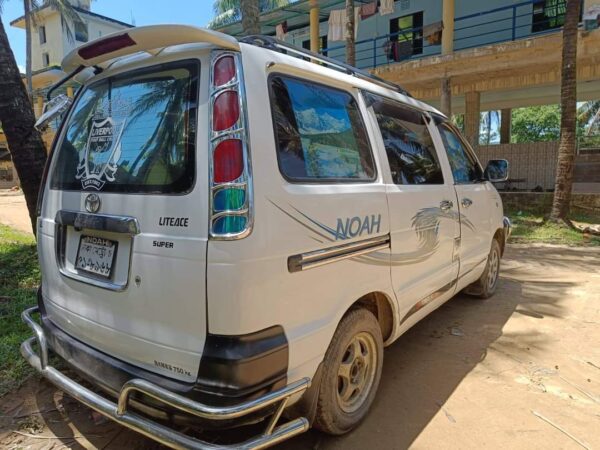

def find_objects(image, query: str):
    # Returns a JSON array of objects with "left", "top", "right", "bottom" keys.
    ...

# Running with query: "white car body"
[{"left": 23, "top": 25, "right": 510, "bottom": 449}]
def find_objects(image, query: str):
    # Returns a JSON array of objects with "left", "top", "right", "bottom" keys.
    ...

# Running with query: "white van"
[{"left": 22, "top": 25, "right": 511, "bottom": 449}]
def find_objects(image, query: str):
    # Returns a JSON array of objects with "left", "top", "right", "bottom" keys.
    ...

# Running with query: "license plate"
[{"left": 75, "top": 235, "right": 118, "bottom": 278}]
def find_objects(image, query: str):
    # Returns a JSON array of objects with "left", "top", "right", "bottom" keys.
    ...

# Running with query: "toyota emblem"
[{"left": 85, "top": 193, "right": 101, "bottom": 213}]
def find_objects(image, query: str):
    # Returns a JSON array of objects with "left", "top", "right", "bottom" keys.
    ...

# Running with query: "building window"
[
  {"left": 388, "top": 11, "right": 423, "bottom": 61},
  {"left": 302, "top": 36, "right": 328, "bottom": 56},
  {"left": 75, "top": 21, "right": 88, "bottom": 42},
  {"left": 532, "top": 0, "right": 567, "bottom": 32},
  {"left": 38, "top": 26, "right": 46, "bottom": 44},
  {"left": 42, "top": 52, "right": 50, "bottom": 67}
]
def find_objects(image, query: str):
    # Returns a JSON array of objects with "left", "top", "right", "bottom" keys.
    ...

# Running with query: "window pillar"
[
  {"left": 442, "top": 0, "right": 455, "bottom": 55},
  {"left": 464, "top": 91, "right": 480, "bottom": 147},
  {"left": 310, "top": 0, "right": 320, "bottom": 53}
]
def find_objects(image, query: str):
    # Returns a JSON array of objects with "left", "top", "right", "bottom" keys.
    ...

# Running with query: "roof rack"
[{"left": 239, "top": 35, "right": 411, "bottom": 97}]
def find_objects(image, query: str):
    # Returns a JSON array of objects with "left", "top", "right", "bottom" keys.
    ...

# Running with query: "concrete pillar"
[
  {"left": 440, "top": 77, "right": 452, "bottom": 117},
  {"left": 442, "top": 0, "right": 455, "bottom": 55},
  {"left": 310, "top": 0, "right": 320, "bottom": 53},
  {"left": 464, "top": 91, "right": 480, "bottom": 147},
  {"left": 500, "top": 108, "right": 512, "bottom": 144},
  {"left": 66, "top": 86, "right": 74, "bottom": 98}
]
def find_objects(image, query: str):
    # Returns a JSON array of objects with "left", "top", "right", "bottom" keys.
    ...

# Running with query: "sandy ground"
[
  {"left": 0, "top": 244, "right": 598, "bottom": 450},
  {"left": 0, "top": 191, "right": 33, "bottom": 234}
]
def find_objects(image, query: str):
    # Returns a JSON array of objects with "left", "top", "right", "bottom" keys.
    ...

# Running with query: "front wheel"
[
  {"left": 466, "top": 239, "right": 501, "bottom": 299},
  {"left": 314, "top": 308, "right": 383, "bottom": 435}
]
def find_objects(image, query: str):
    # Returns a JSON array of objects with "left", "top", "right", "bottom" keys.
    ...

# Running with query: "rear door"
[
  {"left": 435, "top": 122, "right": 493, "bottom": 279},
  {"left": 37, "top": 58, "right": 209, "bottom": 382},
  {"left": 364, "top": 93, "right": 460, "bottom": 327}
]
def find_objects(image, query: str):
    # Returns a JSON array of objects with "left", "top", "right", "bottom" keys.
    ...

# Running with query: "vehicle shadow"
[{"left": 0, "top": 246, "right": 581, "bottom": 449}]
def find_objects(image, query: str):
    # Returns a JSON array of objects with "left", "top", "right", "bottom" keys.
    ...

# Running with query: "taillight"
[
  {"left": 209, "top": 51, "right": 252, "bottom": 239},
  {"left": 213, "top": 139, "right": 243, "bottom": 183},
  {"left": 212, "top": 91, "right": 239, "bottom": 131},
  {"left": 78, "top": 33, "right": 136, "bottom": 60},
  {"left": 213, "top": 55, "right": 236, "bottom": 86}
]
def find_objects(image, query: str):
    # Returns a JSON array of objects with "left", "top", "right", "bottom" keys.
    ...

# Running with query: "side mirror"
[
  {"left": 35, "top": 94, "right": 72, "bottom": 131},
  {"left": 484, "top": 159, "right": 509, "bottom": 182}
]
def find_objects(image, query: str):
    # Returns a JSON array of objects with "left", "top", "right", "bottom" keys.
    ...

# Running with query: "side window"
[
  {"left": 437, "top": 124, "right": 483, "bottom": 184},
  {"left": 269, "top": 75, "right": 376, "bottom": 182},
  {"left": 369, "top": 94, "right": 443, "bottom": 185}
]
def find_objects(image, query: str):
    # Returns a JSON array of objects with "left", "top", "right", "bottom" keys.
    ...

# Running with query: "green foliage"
[
  {"left": 209, "top": 0, "right": 289, "bottom": 28},
  {"left": 510, "top": 105, "right": 561, "bottom": 143},
  {"left": 0, "top": 224, "right": 39, "bottom": 397}
]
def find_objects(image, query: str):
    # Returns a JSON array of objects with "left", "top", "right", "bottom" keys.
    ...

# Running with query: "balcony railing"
[{"left": 320, "top": 0, "right": 568, "bottom": 70}]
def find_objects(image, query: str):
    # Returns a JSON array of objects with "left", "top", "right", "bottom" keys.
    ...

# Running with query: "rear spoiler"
[{"left": 62, "top": 25, "right": 240, "bottom": 73}]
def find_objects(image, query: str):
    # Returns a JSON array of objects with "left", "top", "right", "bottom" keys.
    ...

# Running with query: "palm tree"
[
  {"left": 0, "top": 12, "right": 46, "bottom": 234},
  {"left": 209, "top": 0, "right": 288, "bottom": 30},
  {"left": 550, "top": 0, "right": 581, "bottom": 222},
  {"left": 240, "top": 0, "right": 260, "bottom": 35},
  {"left": 577, "top": 100, "right": 600, "bottom": 135},
  {"left": 346, "top": 0, "right": 355, "bottom": 66},
  {"left": 24, "top": 0, "right": 32, "bottom": 94}
]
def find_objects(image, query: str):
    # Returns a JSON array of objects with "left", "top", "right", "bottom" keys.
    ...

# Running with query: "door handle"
[
  {"left": 461, "top": 198, "right": 473, "bottom": 208},
  {"left": 440, "top": 200, "right": 453, "bottom": 211}
]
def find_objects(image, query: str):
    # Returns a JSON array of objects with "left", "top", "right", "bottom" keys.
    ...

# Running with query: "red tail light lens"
[
  {"left": 213, "top": 91, "right": 239, "bottom": 131},
  {"left": 78, "top": 33, "right": 136, "bottom": 60},
  {"left": 213, "top": 55, "right": 236, "bottom": 87},
  {"left": 214, "top": 139, "right": 244, "bottom": 183}
]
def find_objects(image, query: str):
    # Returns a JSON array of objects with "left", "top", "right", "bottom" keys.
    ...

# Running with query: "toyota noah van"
[{"left": 22, "top": 25, "right": 511, "bottom": 449}]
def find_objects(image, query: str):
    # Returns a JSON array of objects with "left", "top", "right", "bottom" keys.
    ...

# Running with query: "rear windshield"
[{"left": 51, "top": 60, "right": 198, "bottom": 193}]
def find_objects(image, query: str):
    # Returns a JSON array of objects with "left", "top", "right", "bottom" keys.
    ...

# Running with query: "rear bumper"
[{"left": 21, "top": 306, "right": 310, "bottom": 449}]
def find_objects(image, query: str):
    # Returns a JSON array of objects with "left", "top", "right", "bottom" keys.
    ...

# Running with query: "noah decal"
[{"left": 76, "top": 116, "right": 126, "bottom": 190}]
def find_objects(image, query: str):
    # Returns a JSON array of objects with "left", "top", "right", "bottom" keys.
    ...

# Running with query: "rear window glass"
[
  {"left": 51, "top": 60, "right": 198, "bottom": 193},
  {"left": 269, "top": 75, "right": 375, "bottom": 182}
]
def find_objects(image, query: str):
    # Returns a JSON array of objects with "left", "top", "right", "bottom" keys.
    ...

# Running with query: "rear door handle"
[
  {"left": 461, "top": 198, "right": 473, "bottom": 208},
  {"left": 440, "top": 200, "right": 453, "bottom": 211}
]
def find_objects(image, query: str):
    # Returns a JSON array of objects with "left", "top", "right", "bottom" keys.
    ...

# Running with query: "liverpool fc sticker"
[{"left": 76, "top": 115, "right": 125, "bottom": 190}]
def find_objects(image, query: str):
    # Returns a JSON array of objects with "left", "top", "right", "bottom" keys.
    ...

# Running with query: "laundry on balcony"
[{"left": 423, "top": 21, "right": 443, "bottom": 45}]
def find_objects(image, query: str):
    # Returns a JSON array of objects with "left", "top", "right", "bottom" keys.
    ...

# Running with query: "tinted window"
[
  {"left": 437, "top": 124, "right": 482, "bottom": 184},
  {"left": 51, "top": 61, "right": 198, "bottom": 193},
  {"left": 369, "top": 94, "right": 443, "bottom": 185},
  {"left": 270, "top": 75, "right": 375, "bottom": 182}
]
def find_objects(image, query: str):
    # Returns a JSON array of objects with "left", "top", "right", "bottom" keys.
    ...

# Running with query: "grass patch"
[
  {"left": 506, "top": 210, "right": 600, "bottom": 246},
  {"left": 0, "top": 224, "right": 39, "bottom": 397}
]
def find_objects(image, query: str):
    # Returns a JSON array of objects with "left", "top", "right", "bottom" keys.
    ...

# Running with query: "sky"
[{"left": 1, "top": 0, "right": 216, "bottom": 70}]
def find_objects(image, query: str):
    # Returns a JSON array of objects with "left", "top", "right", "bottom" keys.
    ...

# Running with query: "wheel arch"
[
  {"left": 493, "top": 227, "right": 506, "bottom": 256},
  {"left": 347, "top": 291, "right": 396, "bottom": 343}
]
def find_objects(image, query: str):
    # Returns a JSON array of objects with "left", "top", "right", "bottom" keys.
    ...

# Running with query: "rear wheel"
[
  {"left": 466, "top": 239, "right": 501, "bottom": 299},
  {"left": 314, "top": 309, "right": 383, "bottom": 435}
]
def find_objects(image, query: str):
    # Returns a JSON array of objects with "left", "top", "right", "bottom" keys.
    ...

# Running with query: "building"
[
  {"left": 1, "top": 0, "right": 132, "bottom": 188},
  {"left": 216, "top": 0, "right": 600, "bottom": 193}
]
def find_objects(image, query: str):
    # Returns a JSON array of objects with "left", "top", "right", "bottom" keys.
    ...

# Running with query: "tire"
[
  {"left": 466, "top": 239, "right": 502, "bottom": 299},
  {"left": 314, "top": 308, "right": 384, "bottom": 435}
]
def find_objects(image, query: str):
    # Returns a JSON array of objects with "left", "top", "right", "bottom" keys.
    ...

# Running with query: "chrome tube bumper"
[
  {"left": 503, "top": 216, "right": 512, "bottom": 241},
  {"left": 20, "top": 306, "right": 310, "bottom": 449}
]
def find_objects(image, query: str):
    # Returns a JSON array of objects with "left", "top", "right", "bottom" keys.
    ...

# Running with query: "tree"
[
  {"left": 240, "top": 0, "right": 260, "bottom": 35},
  {"left": 209, "top": 0, "right": 288, "bottom": 29},
  {"left": 511, "top": 105, "right": 561, "bottom": 142},
  {"left": 24, "top": 0, "right": 31, "bottom": 94},
  {"left": 577, "top": 100, "right": 600, "bottom": 135},
  {"left": 0, "top": 14, "right": 46, "bottom": 234},
  {"left": 550, "top": 0, "right": 581, "bottom": 222},
  {"left": 345, "top": 0, "right": 355, "bottom": 66},
  {"left": 480, "top": 110, "right": 500, "bottom": 145}
]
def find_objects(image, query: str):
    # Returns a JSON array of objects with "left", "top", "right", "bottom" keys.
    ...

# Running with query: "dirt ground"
[
  {"left": 0, "top": 244, "right": 599, "bottom": 449},
  {"left": 0, "top": 191, "right": 33, "bottom": 234}
]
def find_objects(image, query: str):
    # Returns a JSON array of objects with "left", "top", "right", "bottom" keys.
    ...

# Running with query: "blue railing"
[{"left": 319, "top": 0, "right": 567, "bottom": 70}]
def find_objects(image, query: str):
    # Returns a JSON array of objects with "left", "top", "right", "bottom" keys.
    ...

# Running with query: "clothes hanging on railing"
[
  {"left": 328, "top": 8, "right": 361, "bottom": 41},
  {"left": 386, "top": 40, "right": 413, "bottom": 62},
  {"left": 360, "top": 1, "right": 378, "bottom": 20},
  {"left": 276, "top": 21, "right": 288, "bottom": 40},
  {"left": 423, "top": 21, "right": 443, "bottom": 45},
  {"left": 328, "top": 9, "right": 345, "bottom": 41},
  {"left": 379, "top": 0, "right": 395, "bottom": 16}
]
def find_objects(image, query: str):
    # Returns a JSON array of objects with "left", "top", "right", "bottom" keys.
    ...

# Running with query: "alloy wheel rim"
[
  {"left": 487, "top": 249, "right": 499, "bottom": 291},
  {"left": 336, "top": 331, "right": 378, "bottom": 413}
]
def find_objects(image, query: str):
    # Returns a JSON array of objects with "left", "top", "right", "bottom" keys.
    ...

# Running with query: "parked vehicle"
[{"left": 22, "top": 25, "right": 511, "bottom": 449}]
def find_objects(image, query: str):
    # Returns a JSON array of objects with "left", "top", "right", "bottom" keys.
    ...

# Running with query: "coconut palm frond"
[
  {"left": 208, "top": 8, "right": 239, "bottom": 29},
  {"left": 209, "top": 0, "right": 290, "bottom": 29}
]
